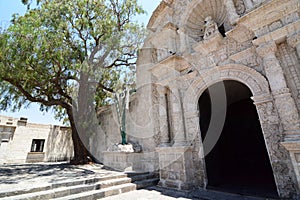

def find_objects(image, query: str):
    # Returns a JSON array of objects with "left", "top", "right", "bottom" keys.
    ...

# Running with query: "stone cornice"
[
  {"left": 239, "top": 0, "right": 298, "bottom": 32},
  {"left": 281, "top": 140, "right": 300, "bottom": 151},
  {"left": 149, "top": 55, "right": 190, "bottom": 76},
  {"left": 193, "top": 33, "right": 224, "bottom": 55},
  {"left": 229, "top": 47, "right": 255, "bottom": 63},
  {"left": 253, "top": 20, "right": 300, "bottom": 46},
  {"left": 147, "top": 1, "right": 173, "bottom": 32},
  {"left": 149, "top": 55, "right": 191, "bottom": 86},
  {"left": 256, "top": 41, "right": 277, "bottom": 57}
]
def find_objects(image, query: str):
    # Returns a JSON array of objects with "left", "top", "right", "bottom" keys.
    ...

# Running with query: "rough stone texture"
[
  {"left": 96, "top": 0, "right": 300, "bottom": 198},
  {"left": 103, "top": 151, "right": 158, "bottom": 172},
  {"left": 0, "top": 115, "right": 73, "bottom": 164}
]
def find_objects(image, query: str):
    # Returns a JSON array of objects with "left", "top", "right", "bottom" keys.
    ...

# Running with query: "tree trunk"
[{"left": 66, "top": 107, "right": 96, "bottom": 165}]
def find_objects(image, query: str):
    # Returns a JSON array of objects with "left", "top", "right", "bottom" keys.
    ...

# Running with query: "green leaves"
[{"left": 0, "top": 0, "right": 145, "bottom": 124}]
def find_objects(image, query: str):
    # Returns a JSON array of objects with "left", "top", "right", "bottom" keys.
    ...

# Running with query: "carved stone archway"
[{"left": 182, "top": 64, "right": 297, "bottom": 198}]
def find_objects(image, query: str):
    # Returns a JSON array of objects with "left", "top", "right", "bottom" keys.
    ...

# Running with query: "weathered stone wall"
[
  {"left": 90, "top": 107, "right": 120, "bottom": 163},
  {"left": 94, "top": 0, "right": 300, "bottom": 197},
  {"left": 94, "top": 97, "right": 159, "bottom": 171},
  {"left": 0, "top": 115, "right": 73, "bottom": 164},
  {"left": 134, "top": 0, "right": 300, "bottom": 198},
  {"left": 45, "top": 126, "right": 74, "bottom": 162}
]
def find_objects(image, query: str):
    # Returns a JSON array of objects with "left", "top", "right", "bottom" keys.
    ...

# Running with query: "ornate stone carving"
[
  {"left": 256, "top": 41, "right": 277, "bottom": 57},
  {"left": 233, "top": 0, "right": 246, "bottom": 16},
  {"left": 183, "top": 64, "right": 271, "bottom": 113},
  {"left": 203, "top": 16, "right": 219, "bottom": 40},
  {"left": 224, "top": 0, "right": 240, "bottom": 25},
  {"left": 287, "top": 32, "right": 300, "bottom": 59},
  {"left": 281, "top": 12, "right": 300, "bottom": 25},
  {"left": 180, "top": 63, "right": 298, "bottom": 198},
  {"left": 271, "top": 160, "right": 298, "bottom": 197},
  {"left": 255, "top": 101, "right": 279, "bottom": 124},
  {"left": 256, "top": 42, "right": 300, "bottom": 134},
  {"left": 274, "top": 94, "right": 300, "bottom": 131}
]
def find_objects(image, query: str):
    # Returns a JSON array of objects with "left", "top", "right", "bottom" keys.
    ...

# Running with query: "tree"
[{"left": 0, "top": 0, "right": 145, "bottom": 164}]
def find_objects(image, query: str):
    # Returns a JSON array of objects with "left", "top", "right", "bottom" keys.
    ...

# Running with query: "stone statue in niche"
[{"left": 203, "top": 16, "right": 219, "bottom": 39}]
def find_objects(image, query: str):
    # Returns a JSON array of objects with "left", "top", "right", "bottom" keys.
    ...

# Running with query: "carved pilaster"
[
  {"left": 287, "top": 32, "right": 300, "bottom": 59},
  {"left": 253, "top": 94, "right": 298, "bottom": 197},
  {"left": 178, "top": 28, "right": 188, "bottom": 54},
  {"left": 256, "top": 42, "right": 300, "bottom": 135},
  {"left": 157, "top": 86, "right": 170, "bottom": 147},
  {"left": 168, "top": 81, "right": 187, "bottom": 146},
  {"left": 224, "top": 0, "right": 240, "bottom": 25}
]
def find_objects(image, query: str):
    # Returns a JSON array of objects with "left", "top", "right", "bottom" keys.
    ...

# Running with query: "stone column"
[
  {"left": 257, "top": 42, "right": 300, "bottom": 195},
  {"left": 157, "top": 86, "right": 170, "bottom": 147},
  {"left": 287, "top": 32, "right": 300, "bottom": 59},
  {"left": 168, "top": 81, "right": 187, "bottom": 146},
  {"left": 253, "top": 94, "right": 298, "bottom": 197},
  {"left": 224, "top": 0, "right": 240, "bottom": 25},
  {"left": 178, "top": 28, "right": 188, "bottom": 53},
  {"left": 256, "top": 41, "right": 300, "bottom": 136},
  {"left": 287, "top": 33, "right": 300, "bottom": 99}
]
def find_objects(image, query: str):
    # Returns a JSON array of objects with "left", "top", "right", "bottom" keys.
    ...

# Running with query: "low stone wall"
[{"left": 103, "top": 151, "right": 158, "bottom": 172}]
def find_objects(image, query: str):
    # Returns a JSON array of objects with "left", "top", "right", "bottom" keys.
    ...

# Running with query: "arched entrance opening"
[{"left": 199, "top": 80, "right": 278, "bottom": 198}]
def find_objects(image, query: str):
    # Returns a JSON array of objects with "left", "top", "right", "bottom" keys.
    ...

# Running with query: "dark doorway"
[{"left": 199, "top": 80, "right": 278, "bottom": 198}]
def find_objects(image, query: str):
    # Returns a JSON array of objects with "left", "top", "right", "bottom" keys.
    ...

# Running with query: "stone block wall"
[
  {"left": 156, "top": 147, "right": 194, "bottom": 190},
  {"left": 103, "top": 151, "right": 158, "bottom": 172}
]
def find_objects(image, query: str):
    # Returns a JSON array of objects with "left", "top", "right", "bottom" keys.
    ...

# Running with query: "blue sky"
[{"left": 0, "top": 0, "right": 161, "bottom": 125}]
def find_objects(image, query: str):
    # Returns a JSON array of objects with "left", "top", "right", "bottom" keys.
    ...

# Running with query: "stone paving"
[
  {"left": 0, "top": 162, "right": 122, "bottom": 193},
  {"left": 0, "top": 163, "right": 277, "bottom": 200},
  {"left": 100, "top": 188, "right": 194, "bottom": 200},
  {"left": 100, "top": 186, "right": 271, "bottom": 200}
]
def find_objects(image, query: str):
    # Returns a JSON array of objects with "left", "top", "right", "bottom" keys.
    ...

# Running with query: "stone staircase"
[{"left": 0, "top": 172, "right": 159, "bottom": 200}]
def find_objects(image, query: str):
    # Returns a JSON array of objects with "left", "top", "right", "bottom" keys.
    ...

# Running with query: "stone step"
[
  {"left": 125, "top": 171, "right": 159, "bottom": 189},
  {"left": 126, "top": 172, "right": 158, "bottom": 182},
  {"left": 0, "top": 174, "right": 128, "bottom": 199},
  {"left": 54, "top": 183, "right": 136, "bottom": 200},
  {"left": 134, "top": 178, "right": 160, "bottom": 189}
]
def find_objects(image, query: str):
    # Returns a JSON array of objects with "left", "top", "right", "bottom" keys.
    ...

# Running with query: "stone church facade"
[
  {"left": 99, "top": 0, "right": 300, "bottom": 198},
  {"left": 132, "top": 0, "right": 300, "bottom": 197}
]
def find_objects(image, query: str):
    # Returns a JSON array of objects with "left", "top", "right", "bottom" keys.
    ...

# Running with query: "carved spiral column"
[
  {"left": 168, "top": 81, "right": 187, "bottom": 146},
  {"left": 157, "top": 86, "right": 170, "bottom": 147},
  {"left": 256, "top": 41, "right": 300, "bottom": 135},
  {"left": 224, "top": 0, "right": 240, "bottom": 25}
]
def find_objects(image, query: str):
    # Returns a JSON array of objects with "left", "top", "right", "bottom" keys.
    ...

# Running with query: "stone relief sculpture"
[
  {"left": 203, "top": 16, "right": 219, "bottom": 39},
  {"left": 233, "top": 0, "right": 246, "bottom": 16}
]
